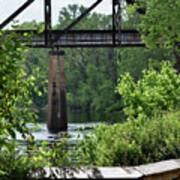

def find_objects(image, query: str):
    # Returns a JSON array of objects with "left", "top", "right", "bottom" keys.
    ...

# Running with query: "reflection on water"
[
  {"left": 17, "top": 110, "right": 123, "bottom": 146},
  {"left": 68, "top": 111, "right": 123, "bottom": 123},
  {"left": 38, "top": 107, "right": 124, "bottom": 124}
]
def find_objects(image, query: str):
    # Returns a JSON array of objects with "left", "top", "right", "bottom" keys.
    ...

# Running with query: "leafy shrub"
[
  {"left": 75, "top": 61, "right": 180, "bottom": 166},
  {"left": 116, "top": 61, "right": 180, "bottom": 121},
  {"left": 0, "top": 139, "right": 72, "bottom": 180},
  {"left": 76, "top": 110, "right": 180, "bottom": 166},
  {"left": 0, "top": 30, "right": 73, "bottom": 179},
  {"left": 0, "top": 30, "right": 39, "bottom": 177},
  {"left": 0, "top": 30, "right": 37, "bottom": 145}
]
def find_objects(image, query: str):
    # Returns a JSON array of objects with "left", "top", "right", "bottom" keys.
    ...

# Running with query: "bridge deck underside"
[{"left": 13, "top": 30, "right": 144, "bottom": 48}]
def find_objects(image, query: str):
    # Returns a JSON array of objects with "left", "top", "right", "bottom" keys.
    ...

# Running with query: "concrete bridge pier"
[{"left": 48, "top": 49, "right": 67, "bottom": 133}]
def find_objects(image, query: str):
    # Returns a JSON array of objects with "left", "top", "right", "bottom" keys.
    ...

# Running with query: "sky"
[{"left": 0, "top": 0, "right": 112, "bottom": 28}]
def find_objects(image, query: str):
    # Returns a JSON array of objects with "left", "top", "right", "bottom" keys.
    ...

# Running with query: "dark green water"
[{"left": 37, "top": 107, "right": 124, "bottom": 124}]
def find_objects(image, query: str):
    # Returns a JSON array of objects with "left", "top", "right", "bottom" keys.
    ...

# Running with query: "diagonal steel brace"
[
  {"left": 0, "top": 0, "right": 35, "bottom": 29},
  {"left": 52, "top": 0, "right": 103, "bottom": 45}
]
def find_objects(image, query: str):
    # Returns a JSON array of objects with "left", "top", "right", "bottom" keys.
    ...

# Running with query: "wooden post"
[{"left": 48, "top": 49, "right": 67, "bottom": 133}]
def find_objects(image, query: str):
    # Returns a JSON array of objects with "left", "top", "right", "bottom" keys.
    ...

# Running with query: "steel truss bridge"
[{"left": 0, "top": 0, "right": 143, "bottom": 48}]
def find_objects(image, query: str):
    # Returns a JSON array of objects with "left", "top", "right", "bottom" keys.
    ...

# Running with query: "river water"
[
  {"left": 16, "top": 110, "right": 123, "bottom": 146},
  {"left": 16, "top": 122, "right": 100, "bottom": 144}
]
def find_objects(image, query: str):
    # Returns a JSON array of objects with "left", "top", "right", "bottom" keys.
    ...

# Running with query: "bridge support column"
[{"left": 48, "top": 49, "right": 67, "bottom": 133}]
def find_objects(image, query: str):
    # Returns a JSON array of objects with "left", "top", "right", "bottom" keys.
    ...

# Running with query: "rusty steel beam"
[
  {"left": 0, "top": 0, "right": 35, "bottom": 29},
  {"left": 112, "top": 0, "right": 116, "bottom": 45},
  {"left": 44, "top": 0, "right": 52, "bottom": 47},
  {"left": 8, "top": 30, "right": 144, "bottom": 47},
  {"left": 113, "top": 0, "right": 121, "bottom": 45}
]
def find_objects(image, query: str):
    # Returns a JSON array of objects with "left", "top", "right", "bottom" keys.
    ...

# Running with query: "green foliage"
[
  {"left": 17, "top": 21, "right": 49, "bottom": 109},
  {"left": 65, "top": 47, "right": 118, "bottom": 112},
  {"left": 75, "top": 60, "right": 180, "bottom": 167},
  {"left": 76, "top": 110, "right": 180, "bottom": 166},
  {"left": 0, "top": 30, "right": 37, "bottom": 146},
  {"left": 24, "top": 48, "right": 48, "bottom": 109},
  {"left": 15, "top": 20, "right": 44, "bottom": 31},
  {"left": 0, "top": 139, "right": 71, "bottom": 180},
  {"left": 0, "top": 30, "right": 35, "bottom": 176},
  {"left": 56, "top": 4, "right": 111, "bottom": 30},
  {"left": 116, "top": 61, "right": 180, "bottom": 121},
  {"left": 127, "top": 0, "right": 180, "bottom": 71},
  {"left": 116, "top": 47, "right": 149, "bottom": 81},
  {"left": 0, "top": 30, "right": 71, "bottom": 179},
  {"left": 129, "top": 0, "right": 180, "bottom": 50}
]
